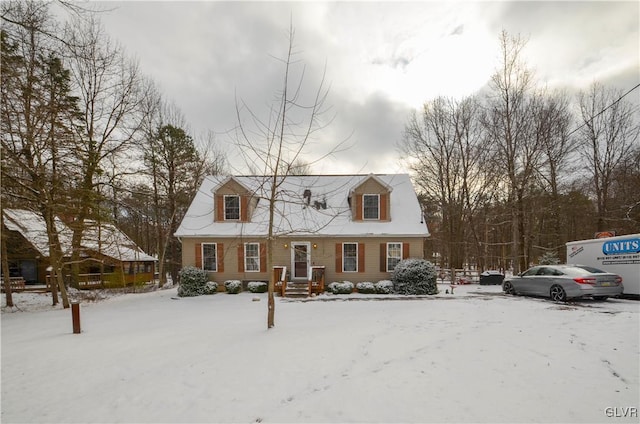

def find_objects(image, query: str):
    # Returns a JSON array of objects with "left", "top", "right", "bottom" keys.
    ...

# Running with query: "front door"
[{"left": 291, "top": 242, "right": 310, "bottom": 280}]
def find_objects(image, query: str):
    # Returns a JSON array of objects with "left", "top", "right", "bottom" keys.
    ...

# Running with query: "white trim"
[
  {"left": 291, "top": 242, "right": 311, "bottom": 279},
  {"left": 363, "top": 194, "right": 380, "bottom": 220},
  {"left": 202, "top": 242, "right": 217, "bottom": 272},
  {"left": 223, "top": 194, "right": 241, "bottom": 220},
  {"left": 342, "top": 242, "right": 358, "bottom": 272},
  {"left": 244, "top": 242, "right": 260, "bottom": 272},
  {"left": 386, "top": 242, "right": 402, "bottom": 272}
]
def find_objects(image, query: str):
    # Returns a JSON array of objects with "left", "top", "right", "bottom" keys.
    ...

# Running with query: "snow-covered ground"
[{"left": 2, "top": 284, "right": 639, "bottom": 423}]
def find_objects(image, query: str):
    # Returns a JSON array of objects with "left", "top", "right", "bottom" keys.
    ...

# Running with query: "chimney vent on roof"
[{"left": 303, "top": 189, "right": 311, "bottom": 206}]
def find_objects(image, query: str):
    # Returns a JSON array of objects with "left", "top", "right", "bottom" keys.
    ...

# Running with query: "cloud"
[
  {"left": 92, "top": 1, "right": 638, "bottom": 175},
  {"left": 493, "top": 1, "right": 639, "bottom": 90}
]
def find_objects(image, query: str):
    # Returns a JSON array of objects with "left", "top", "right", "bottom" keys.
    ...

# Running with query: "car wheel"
[
  {"left": 550, "top": 285, "right": 567, "bottom": 302},
  {"left": 503, "top": 281, "right": 515, "bottom": 295},
  {"left": 593, "top": 296, "right": 609, "bottom": 301}
]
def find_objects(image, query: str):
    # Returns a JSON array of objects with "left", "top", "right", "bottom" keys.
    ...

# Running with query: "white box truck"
[{"left": 566, "top": 233, "right": 640, "bottom": 298}]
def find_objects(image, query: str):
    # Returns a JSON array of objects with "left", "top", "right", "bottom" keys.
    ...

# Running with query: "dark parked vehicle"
[
  {"left": 479, "top": 270, "right": 505, "bottom": 285},
  {"left": 502, "top": 265, "right": 623, "bottom": 301}
]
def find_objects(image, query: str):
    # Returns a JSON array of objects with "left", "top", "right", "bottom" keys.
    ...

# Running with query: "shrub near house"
[
  {"left": 392, "top": 259, "right": 438, "bottom": 295},
  {"left": 224, "top": 280, "right": 242, "bottom": 294},
  {"left": 178, "top": 267, "right": 217, "bottom": 297},
  {"left": 248, "top": 281, "right": 268, "bottom": 293}
]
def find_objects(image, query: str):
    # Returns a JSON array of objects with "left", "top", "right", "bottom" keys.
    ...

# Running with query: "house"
[
  {"left": 175, "top": 174, "right": 429, "bottom": 292},
  {"left": 2, "top": 209, "right": 156, "bottom": 287}
]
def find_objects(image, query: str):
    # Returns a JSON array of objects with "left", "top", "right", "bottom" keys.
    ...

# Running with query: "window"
[
  {"left": 203, "top": 243, "right": 217, "bottom": 271},
  {"left": 387, "top": 242, "right": 402, "bottom": 271},
  {"left": 343, "top": 243, "right": 358, "bottom": 272},
  {"left": 245, "top": 243, "right": 260, "bottom": 272},
  {"left": 363, "top": 194, "right": 379, "bottom": 220},
  {"left": 224, "top": 195, "right": 240, "bottom": 220}
]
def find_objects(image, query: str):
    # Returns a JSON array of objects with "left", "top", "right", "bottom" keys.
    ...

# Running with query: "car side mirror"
[{"left": 518, "top": 272, "right": 523, "bottom": 277}]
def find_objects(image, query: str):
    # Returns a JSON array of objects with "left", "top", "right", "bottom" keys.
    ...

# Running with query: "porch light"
[
  {"left": 313, "top": 243, "right": 317, "bottom": 249},
  {"left": 283, "top": 243, "right": 288, "bottom": 248}
]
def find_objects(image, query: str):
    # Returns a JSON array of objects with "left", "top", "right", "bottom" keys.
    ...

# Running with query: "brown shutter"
[
  {"left": 260, "top": 243, "right": 266, "bottom": 272},
  {"left": 237, "top": 244, "right": 244, "bottom": 272},
  {"left": 335, "top": 243, "right": 342, "bottom": 273},
  {"left": 403, "top": 242, "right": 410, "bottom": 259},
  {"left": 380, "top": 194, "right": 388, "bottom": 221},
  {"left": 358, "top": 243, "right": 365, "bottom": 273},
  {"left": 355, "top": 195, "right": 362, "bottom": 221},
  {"left": 217, "top": 243, "right": 224, "bottom": 272},
  {"left": 380, "top": 243, "right": 387, "bottom": 272},
  {"left": 241, "top": 196, "right": 249, "bottom": 222},
  {"left": 195, "top": 243, "right": 202, "bottom": 268},
  {"left": 215, "top": 195, "right": 224, "bottom": 221}
]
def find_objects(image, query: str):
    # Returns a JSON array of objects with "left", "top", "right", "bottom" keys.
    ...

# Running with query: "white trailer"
[{"left": 566, "top": 234, "right": 640, "bottom": 297}]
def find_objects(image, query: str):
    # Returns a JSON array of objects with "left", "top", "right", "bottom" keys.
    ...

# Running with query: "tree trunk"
[{"left": 1, "top": 218, "right": 14, "bottom": 307}]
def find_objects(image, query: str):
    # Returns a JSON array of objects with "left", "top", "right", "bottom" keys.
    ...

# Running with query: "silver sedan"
[{"left": 502, "top": 265, "right": 623, "bottom": 301}]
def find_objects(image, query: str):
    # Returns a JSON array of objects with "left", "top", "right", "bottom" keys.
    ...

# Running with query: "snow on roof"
[
  {"left": 3, "top": 209, "right": 155, "bottom": 262},
  {"left": 81, "top": 221, "right": 156, "bottom": 262},
  {"left": 175, "top": 174, "right": 430, "bottom": 238},
  {"left": 3, "top": 209, "right": 72, "bottom": 257}
]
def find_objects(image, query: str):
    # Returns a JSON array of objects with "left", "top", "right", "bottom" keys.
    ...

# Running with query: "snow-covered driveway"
[{"left": 2, "top": 286, "right": 638, "bottom": 423}]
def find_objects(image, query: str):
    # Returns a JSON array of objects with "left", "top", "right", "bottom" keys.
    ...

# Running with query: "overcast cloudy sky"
[{"left": 90, "top": 1, "right": 639, "bottom": 175}]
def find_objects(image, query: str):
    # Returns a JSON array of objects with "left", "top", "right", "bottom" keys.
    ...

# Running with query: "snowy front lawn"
[{"left": 2, "top": 286, "right": 638, "bottom": 423}]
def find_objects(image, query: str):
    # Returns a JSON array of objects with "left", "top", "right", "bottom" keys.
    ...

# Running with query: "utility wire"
[{"left": 567, "top": 83, "right": 640, "bottom": 138}]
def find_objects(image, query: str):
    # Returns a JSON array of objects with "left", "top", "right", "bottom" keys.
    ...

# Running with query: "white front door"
[{"left": 291, "top": 242, "right": 310, "bottom": 280}]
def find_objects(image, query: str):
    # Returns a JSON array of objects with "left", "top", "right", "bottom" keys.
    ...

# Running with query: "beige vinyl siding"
[
  {"left": 350, "top": 177, "right": 390, "bottom": 222},
  {"left": 214, "top": 179, "right": 255, "bottom": 222},
  {"left": 181, "top": 236, "right": 425, "bottom": 285}
]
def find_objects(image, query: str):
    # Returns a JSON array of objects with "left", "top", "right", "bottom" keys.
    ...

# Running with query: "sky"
[{"left": 86, "top": 1, "right": 639, "bottom": 175}]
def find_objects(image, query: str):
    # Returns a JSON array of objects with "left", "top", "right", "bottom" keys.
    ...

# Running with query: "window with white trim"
[
  {"left": 387, "top": 242, "right": 402, "bottom": 272},
  {"left": 343, "top": 243, "right": 357, "bottom": 272},
  {"left": 245, "top": 243, "right": 260, "bottom": 272},
  {"left": 363, "top": 194, "right": 379, "bottom": 220},
  {"left": 202, "top": 243, "right": 217, "bottom": 271},
  {"left": 224, "top": 195, "right": 240, "bottom": 220}
]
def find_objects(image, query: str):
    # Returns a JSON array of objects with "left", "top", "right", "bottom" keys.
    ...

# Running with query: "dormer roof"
[
  {"left": 350, "top": 173, "right": 394, "bottom": 195},
  {"left": 212, "top": 175, "right": 252, "bottom": 194}
]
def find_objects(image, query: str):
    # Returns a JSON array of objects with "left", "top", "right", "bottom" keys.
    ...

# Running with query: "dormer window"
[
  {"left": 224, "top": 195, "right": 240, "bottom": 220},
  {"left": 363, "top": 194, "right": 380, "bottom": 220}
]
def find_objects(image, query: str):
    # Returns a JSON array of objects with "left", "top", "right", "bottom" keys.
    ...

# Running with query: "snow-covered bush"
[
  {"left": 375, "top": 280, "right": 394, "bottom": 294},
  {"left": 356, "top": 282, "right": 376, "bottom": 294},
  {"left": 392, "top": 259, "right": 438, "bottom": 295},
  {"left": 178, "top": 266, "right": 210, "bottom": 297},
  {"left": 224, "top": 280, "right": 242, "bottom": 294},
  {"left": 328, "top": 281, "right": 354, "bottom": 294},
  {"left": 247, "top": 281, "right": 267, "bottom": 293},
  {"left": 204, "top": 281, "right": 218, "bottom": 295}
]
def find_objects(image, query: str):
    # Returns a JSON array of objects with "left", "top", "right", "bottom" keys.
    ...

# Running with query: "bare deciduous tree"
[
  {"left": 401, "top": 96, "right": 492, "bottom": 273},
  {"left": 577, "top": 82, "right": 640, "bottom": 232},
  {"left": 65, "top": 14, "right": 146, "bottom": 285},
  {"left": 234, "top": 25, "right": 346, "bottom": 328},
  {"left": 483, "top": 31, "right": 545, "bottom": 272}
]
